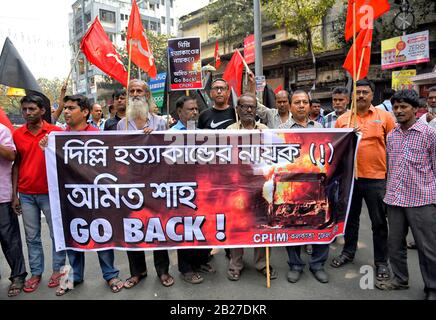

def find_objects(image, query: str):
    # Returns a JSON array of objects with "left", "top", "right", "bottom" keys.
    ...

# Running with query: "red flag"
[
  {"left": 345, "top": 0, "right": 389, "bottom": 41},
  {"left": 80, "top": 18, "right": 128, "bottom": 87},
  {"left": 343, "top": 26, "right": 373, "bottom": 80},
  {"left": 223, "top": 50, "right": 244, "bottom": 96},
  {"left": 127, "top": 0, "right": 157, "bottom": 78},
  {"left": 214, "top": 41, "right": 221, "bottom": 69},
  {"left": 274, "top": 85, "right": 283, "bottom": 94},
  {"left": 0, "top": 107, "right": 14, "bottom": 132}
]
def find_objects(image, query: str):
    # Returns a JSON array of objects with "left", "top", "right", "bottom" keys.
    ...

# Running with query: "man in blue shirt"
[
  {"left": 170, "top": 96, "right": 199, "bottom": 131},
  {"left": 169, "top": 96, "right": 207, "bottom": 284}
]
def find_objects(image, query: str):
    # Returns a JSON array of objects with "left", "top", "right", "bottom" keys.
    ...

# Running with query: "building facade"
[
  {"left": 69, "top": 0, "right": 177, "bottom": 102},
  {"left": 179, "top": 1, "right": 436, "bottom": 108}
]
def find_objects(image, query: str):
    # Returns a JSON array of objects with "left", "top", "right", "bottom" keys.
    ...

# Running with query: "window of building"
[
  {"left": 75, "top": 17, "right": 83, "bottom": 35},
  {"left": 171, "top": 18, "right": 174, "bottom": 27},
  {"left": 100, "top": 9, "right": 116, "bottom": 23},
  {"left": 142, "top": 19, "right": 149, "bottom": 30},
  {"left": 121, "top": 14, "right": 124, "bottom": 21},
  {"left": 170, "top": 0, "right": 173, "bottom": 8},
  {"left": 84, "top": 12, "right": 91, "bottom": 24},
  {"left": 107, "top": 32, "right": 116, "bottom": 42},
  {"left": 78, "top": 58, "right": 85, "bottom": 75},
  {"left": 161, "top": 17, "right": 166, "bottom": 24},
  {"left": 150, "top": 21, "right": 157, "bottom": 31},
  {"left": 150, "top": 4, "right": 155, "bottom": 11},
  {"left": 161, "top": 0, "right": 165, "bottom": 5}
]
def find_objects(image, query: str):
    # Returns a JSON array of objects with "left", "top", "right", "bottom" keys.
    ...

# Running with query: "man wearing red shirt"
[{"left": 12, "top": 95, "right": 66, "bottom": 293}]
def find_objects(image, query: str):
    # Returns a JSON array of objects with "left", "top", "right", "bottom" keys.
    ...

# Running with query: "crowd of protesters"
[{"left": 0, "top": 75, "right": 434, "bottom": 300}]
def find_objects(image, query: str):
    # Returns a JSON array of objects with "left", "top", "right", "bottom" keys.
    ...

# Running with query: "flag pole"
[
  {"left": 356, "top": 47, "right": 366, "bottom": 83},
  {"left": 64, "top": 50, "right": 81, "bottom": 88},
  {"left": 349, "top": 0, "right": 357, "bottom": 128},
  {"left": 266, "top": 247, "right": 271, "bottom": 288},
  {"left": 126, "top": 39, "right": 133, "bottom": 130}
]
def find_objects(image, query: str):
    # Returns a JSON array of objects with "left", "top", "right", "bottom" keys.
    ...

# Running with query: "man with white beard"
[
  {"left": 117, "top": 81, "right": 166, "bottom": 132},
  {"left": 116, "top": 80, "right": 173, "bottom": 288}
]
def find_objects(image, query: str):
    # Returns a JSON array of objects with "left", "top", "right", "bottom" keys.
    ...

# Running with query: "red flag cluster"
[
  {"left": 80, "top": 0, "right": 157, "bottom": 87},
  {"left": 223, "top": 50, "right": 244, "bottom": 96},
  {"left": 343, "top": 0, "right": 390, "bottom": 80}
]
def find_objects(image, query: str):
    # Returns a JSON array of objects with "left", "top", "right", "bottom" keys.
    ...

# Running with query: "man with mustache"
[
  {"left": 276, "top": 90, "right": 330, "bottom": 284},
  {"left": 255, "top": 90, "right": 292, "bottom": 129},
  {"left": 12, "top": 95, "right": 66, "bottom": 293},
  {"left": 53, "top": 94, "right": 123, "bottom": 296},
  {"left": 377, "top": 89, "right": 436, "bottom": 300},
  {"left": 419, "top": 86, "right": 436, "bottom": 129},
  {"left": 324, "top": 87, "right": 349, "bottom": 128},
  {"left": 225, "top": 93, "right": 278, "bottom": 282},
  {"left": 333, "top": 79, "right": 396, "bottom": 283},
  {"left": 117, "top": 80, "right": 172, "bottom": 288},
  {"left": 104, "top": 89, "right": 127, "bottom": 131}
]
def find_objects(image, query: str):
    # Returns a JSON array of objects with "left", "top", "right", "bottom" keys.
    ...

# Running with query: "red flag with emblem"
[
  {"left": 127, "top": 0, "right": 157, "bottom": 78},
  {"left": 214, "top": 41, "right": 221, "bottom": 69},
  {"left": 343, "top": 25, "right": 373, "bottom": 80},
  {"left": 345, "top": 0, "right": 390, "bottom": 42},
  {"left": 80, "top": 18, "right": 128, "bottom": 87},
  {"left": 223, "top": 50, "right": 244, "bottom": 96}
]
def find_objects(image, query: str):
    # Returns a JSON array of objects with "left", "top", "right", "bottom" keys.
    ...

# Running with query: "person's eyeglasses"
[
  {"left": 238, "top": 104, "right": 257, "bottom": 111},
  {"left": 211, "top": 86, "right": 228, "bottom": 92}
]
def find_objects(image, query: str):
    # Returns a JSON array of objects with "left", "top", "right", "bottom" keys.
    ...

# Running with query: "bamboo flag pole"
[
  {"left": 356, "top": 47, "right": 366, "bottom": 85},
  {"left": 126, "top": 40, "right": 133, "bottom": 130},
  {"left": 266, "top": 247, "right": 271, "bottom": 288},
  {"left": 348, "top": 0, "right": 357, "bottom": 128},
  {"left": 64, "top": 50, "right": 81, "bottom": 87}
]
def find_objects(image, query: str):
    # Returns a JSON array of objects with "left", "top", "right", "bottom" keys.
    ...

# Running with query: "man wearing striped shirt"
[
  {"left": 376, "top": 90, "right": 436, "bottom": 300},
  {"left": 324, "top": 87, "right": 349, "bottom": 129}
]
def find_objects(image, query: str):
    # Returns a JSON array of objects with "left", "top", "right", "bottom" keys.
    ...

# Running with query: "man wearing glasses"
[
  {"left": 198, "top": 79, "right": 236, "bottom": 130},
  {"left": 226, "top": 93, "right": 278, "bottom": 282}
]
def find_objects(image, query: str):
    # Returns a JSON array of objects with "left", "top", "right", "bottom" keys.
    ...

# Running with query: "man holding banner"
[
  {"left": 49, "top": 94, "right": 124, "bottom": 296},
  {"left": 226, "top": 93, "right": 278, "bottom": 282},
  {"left": 12, "top": 95, "right": 66, "bottom": 293},
  {"left": 117, "top": 80, "right": 173, "bottom": 288}
]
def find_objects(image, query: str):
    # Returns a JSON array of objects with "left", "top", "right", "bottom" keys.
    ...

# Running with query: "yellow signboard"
[
  {"left": 381, "top": 31, "right": 430, "bottom": 70},
  {"left": 392, "top": 70, "right": 417, "bottom": 91},
  {"left": 6, "top": 87, "right": 26, "bottom": 97}
]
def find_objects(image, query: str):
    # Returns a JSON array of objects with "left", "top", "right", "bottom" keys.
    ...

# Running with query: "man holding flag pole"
[{"left": 333, "top": 0, "right": 396, "bottom": 283}]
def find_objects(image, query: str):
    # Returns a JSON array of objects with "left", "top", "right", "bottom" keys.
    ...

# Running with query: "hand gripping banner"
[{"left": 46, "top": 129, "right": 360, "bottom": 252}]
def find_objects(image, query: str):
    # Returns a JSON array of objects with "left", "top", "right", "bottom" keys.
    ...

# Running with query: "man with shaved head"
[{"left": 256, "top": 90, "right": 292, "bottom": 129}]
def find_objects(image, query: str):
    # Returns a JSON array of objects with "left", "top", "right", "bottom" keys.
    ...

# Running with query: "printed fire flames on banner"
[{"left": 47, "top": 130, "right": 358, "bottom": 251}]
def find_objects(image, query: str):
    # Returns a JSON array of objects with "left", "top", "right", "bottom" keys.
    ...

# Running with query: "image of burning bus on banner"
[{"left": 260, "top": 148, "right": 337, "bottom": 231}]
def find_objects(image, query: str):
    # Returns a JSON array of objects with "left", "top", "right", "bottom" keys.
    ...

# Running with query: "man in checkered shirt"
[
  {"left": 376, "top": 89, "right": 436, "bottom": 301},
  {"left": 323, "top": 87, "right": 350, "bottom": 128}
]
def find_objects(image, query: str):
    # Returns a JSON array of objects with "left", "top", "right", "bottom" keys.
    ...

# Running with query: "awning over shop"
[{"left": 412, "top": 71, "right": 436, "bottom": 84}]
